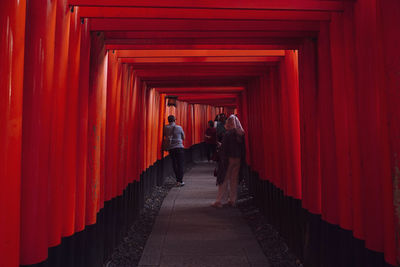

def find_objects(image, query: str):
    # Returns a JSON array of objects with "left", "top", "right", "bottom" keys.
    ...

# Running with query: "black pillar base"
[
  {"left": 22, "top": 143, "right": 207, "bottom": 267},
  {"left": 247, "top": 170, "right": 395, "bottom": 267}
]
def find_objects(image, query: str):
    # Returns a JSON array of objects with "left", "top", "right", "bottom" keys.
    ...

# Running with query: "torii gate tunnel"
[{"left": 0, "top": 0, "right": 399, "bottom": 266}]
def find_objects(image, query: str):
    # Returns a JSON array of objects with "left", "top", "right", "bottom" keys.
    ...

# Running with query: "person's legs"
[
  {"left": 170, "top": 149, "right": 179, "bottom": 182},
  {"left": 228, "top": 158, "right": 241, "bottom": 205},
  {"left": 211, "top": 144, "right": 217, "bottom": 160},
  {"left": 214, "top": 159, "right": 235, "bottom": 205},
  {"left": 175, "top": 148, "right": 185, "bottom": 183},
  {"left": 206, "top": 144, "right": 211, "bottom": 161},
  {"left": 215, "top": 178, "right": 228, "bottom": 205}
]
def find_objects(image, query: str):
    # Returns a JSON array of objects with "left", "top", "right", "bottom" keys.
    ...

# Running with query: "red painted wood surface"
[
  {"left": 353, "top": 0, "right": 396, "bottom": 262},
  {"left": 279, "top": 51, "right": 301, "bottom": 199},
  {"left": 75, "top": 17, "right": 90, "bottom": 232},
  {"left": 62, "top": 6, "right": 82, "bottom": 236},
  {"left": 47, "top": 0, "right": 71, "bottom": 248},
  {"left": 0, "top": 1, "right": 26, "bottom": 266},
  {"left": 86, "top": 32, "right": 107, "bottom": 225},
  {"left": 125, "top": 66, "right": 136, "bottom": 183},
  {"left": 91, "top": 18, "right": 321, "bottom": 32},
  {"left": 130, "top": 76, "right": 141, "bottom": 181},
  {"left": 104, "top": 31, "right": 317, "bottom": 40},
  {"left": 1, "top": 1, "right": 399, "bottom": 265},
  {"left": 20, "top": 0, "right": 57, "bottom": 264},
  {"left": 318, "top": 22, "right": 339, "bottom": 225},
  {"left": 68, "top": 0, "right": 344, "bottom": 11},
  {"left": 80, "top": 7, "right": 331, "bottom": 21},
  {"left": 378, "top": 0, "right": 400, "bottom": 263},
  {"left": 298, "top": 38, "right": 321, "bottom": 215},
  {"left": 105, "top": 51, "right": 121, "bottom": 201}
]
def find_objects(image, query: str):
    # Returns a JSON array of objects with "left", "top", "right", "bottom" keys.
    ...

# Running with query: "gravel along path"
[
  {"left": 237, "top": 184, "right": 303, "bottom": 267},
  {"left": 104, "top": 175, "right": 176, "bottom": 267},
  {"left": 105, "top": 176, "right": 302, "bottom": 267}
]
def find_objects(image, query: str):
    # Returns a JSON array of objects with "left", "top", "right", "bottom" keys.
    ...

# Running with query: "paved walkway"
[{"left": 139, "top": 162, "right": 270, "bottom": 267}]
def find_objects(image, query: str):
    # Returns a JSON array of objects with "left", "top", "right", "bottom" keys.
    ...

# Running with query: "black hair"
[
  {"left": 168, "top": 115, "right": 176, "bottom": 123},
  {"left": 208, "top": 120, "right": 214, "bottom": 127}
]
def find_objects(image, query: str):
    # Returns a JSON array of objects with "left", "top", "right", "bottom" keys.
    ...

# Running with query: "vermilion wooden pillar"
[
  {"left": 131, "top": 76, "right": 142, "bottom": 181},
  {"left": 143, "top": 85, "right": 151, "bottom": 170},
  {"left": 137, "top": 80, "right": 146, "bottom": 176},
  {"left": 62, "top": 6, "right": 82, "bottom": 236},
  {"left": 269, "top": 68, "right": 282, "bottom": 188},
  {"left": 265, "top": 71, "right": 275, "bottom": 183},
  {"left": 255, "top": 77, "right": 266, "bottom": 178},
  {"left": 152, "top": 91, "right": 161, "bottom": 164},
  {"left": 378, "top": 0, "right": 400, "bottom": 263},
  {"left": 239, "top": 90, "right": 250, "bottom": 164},
  {"left": 127, "top": 67, "right": 135, "bottom": 184},
  {"left": 279, "top": 51, "right": 301, "bottom": 199},
  {"left": 263, "top": 71, "right": 276, "bottom": 183},
  {"left": 20, "top": 0, "right": 57, "bottom": 264},
  {"left": 125, "top": 69, "right": 133, "bottom": 183},
  {"left": 0, "top": 1, "right": 26, "bottom": 266},
  {"left": 318, "top": 22, "right": 339, "bottom": 225},
  {"left": 354, "top": 0, "right": 387, "bottom": 255},
  {"left": 75, "top": 18, "right": 90, "bottom": 232},
  {"left": 258, "top": 76, "right": 267, "bottom": 179},
  {"left": 353, "top": 0, "right": 396, "bottom": 263},
  {"left": 247, "top": 79, "right": 259, "bottom": 176},
  {"left": 157, "top": 94, "right": 166, "bottom": 160},
  {"left": 329, "top": 10, "right": 354, "bottom": 231},
  {"left": 298, "top": 38, "right": 321, "bottom": 215},
  {"left": 117, "top": 64, "right": 129, "bottom": 194},
  {"left": 105, "top": 51, "right": 121, "bottom": 201},
  {"left": 186, "top": 104, "right": 193, "bottom": 147},
  {"left": 47, "top": 0, "right": 71, "bottom": 248},
  {"left": 341, "top": 3, "right": 363, "bottom": 241},
  {"left": 86, "top": 32, "right": 107, "bottom": 225},
  {"left": 100, "top": 63, "right": 108, "bottom": 209}
]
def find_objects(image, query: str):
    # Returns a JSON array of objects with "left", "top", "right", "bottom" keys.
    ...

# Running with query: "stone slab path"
[{"left": 139, "top": 162, "right": 270, "bottom": 267}]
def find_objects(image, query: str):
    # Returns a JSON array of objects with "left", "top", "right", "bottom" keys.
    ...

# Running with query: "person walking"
[
  {"left": 163, "top": 115, "right": 185, "bottom": 187},
  {"left": 212, "top": 115, "right": 246, "bottom": 208},
  {"left": 204, "top": 120, "right": 217, "bottom": 162}
]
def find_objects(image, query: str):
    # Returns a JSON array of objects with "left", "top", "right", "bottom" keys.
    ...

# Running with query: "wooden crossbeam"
[
  {"left": 103, "top": 31, "right": 317, "bottom": 39},
  {"left": 79, "top": 7, "right": 331, "bottom": 20},
  {"left": 120, "top": 57, "right": 282, "bottom": 63},
  {"left": 69, "top": 0, "right": 344, "bottom": 12},
  {"left": 116, "top": 50, "right": 285, "bottom": 58},
  {"left": 104, "top": 38, "right": 301, "bottom": 45},
  {"left": 107, "top": 44, "right": 299, "bottom": 50},
  {"left": 155, "top": 86, "right": 245, "bottom": 93},
  {"left": 90, "top": 18, "right": 321, "bottom": 31}
]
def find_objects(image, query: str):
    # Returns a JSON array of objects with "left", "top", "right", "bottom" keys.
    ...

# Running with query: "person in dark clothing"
[
  {"left": 212, "top": 115, "right": 246, "bottom": 208},
  {"left": 205, "top": 120, "right": 217, "bottom": 162},
  {"left": 163, "top": 115, "right": 185, "bottom": 187},
  {"left": 216, "top": 113, "right": 227, "bottom": 142}
]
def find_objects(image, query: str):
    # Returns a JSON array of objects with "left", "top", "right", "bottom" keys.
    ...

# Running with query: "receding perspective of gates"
[{"left": 0, "top": 0, "right": 399, "bottom": 267}]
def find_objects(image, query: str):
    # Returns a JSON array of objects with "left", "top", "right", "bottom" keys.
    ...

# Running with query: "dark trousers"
[
  {"left": 206, "top": 143, "right": 217, "bottom": 161},
  {"left": 169, "top": 148, "right": 184, "bottom": 183}
]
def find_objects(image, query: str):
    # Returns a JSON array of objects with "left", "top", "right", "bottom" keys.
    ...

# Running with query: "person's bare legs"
[
  {"left": 213, "top": 157, "right": 240, "bottom": 207},
  {"left": 228, "top": 158, "right": 240, "bottom": 206},
  {"left": 212, "top": 181, "right": 227, "bottom": 207}
]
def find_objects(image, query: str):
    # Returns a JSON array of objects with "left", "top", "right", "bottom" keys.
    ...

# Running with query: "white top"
[{"left": 164, "top": 122, "right": 185, "bottom": 150}]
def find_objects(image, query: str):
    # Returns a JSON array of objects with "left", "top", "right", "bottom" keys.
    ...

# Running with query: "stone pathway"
[{"left": 139, "top": 162, "right": 270, "bottom": 267}]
